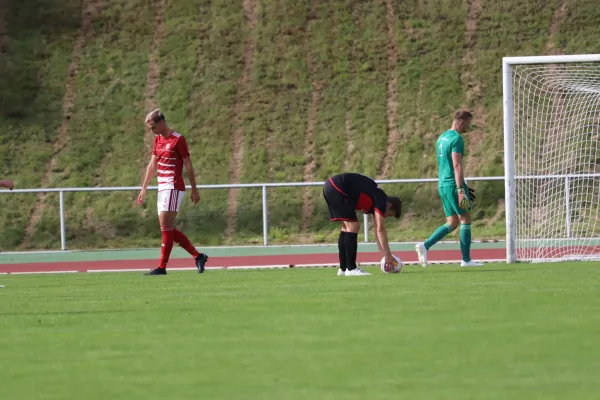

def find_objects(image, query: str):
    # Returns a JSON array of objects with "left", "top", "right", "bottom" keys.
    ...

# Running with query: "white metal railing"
[{"left": 1, "top": 176, "right": 509, "bottom": 250}]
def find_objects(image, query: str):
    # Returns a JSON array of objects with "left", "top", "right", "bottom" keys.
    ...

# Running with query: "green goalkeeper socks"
[
  {"left": 424, "top": 223, "right": 452, "bottom": 250},
  {"left": 460, "top": 224, "right": 472, "bottom": 262}
]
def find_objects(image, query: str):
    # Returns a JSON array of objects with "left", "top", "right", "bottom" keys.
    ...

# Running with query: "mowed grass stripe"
[{"left": 0, "top": 262, "right": 599, "bottom": 399}]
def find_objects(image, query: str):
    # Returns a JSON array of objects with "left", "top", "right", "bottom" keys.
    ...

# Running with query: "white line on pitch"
[{"left": 9, "top": 270, "right": 79, "bottom": 275}]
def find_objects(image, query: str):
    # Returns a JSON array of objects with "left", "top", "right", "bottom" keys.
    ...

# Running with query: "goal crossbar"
[{"left": 503, "top": 54, "right": 600, "bottom": 66}]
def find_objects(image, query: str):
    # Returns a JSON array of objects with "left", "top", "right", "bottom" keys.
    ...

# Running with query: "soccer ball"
[{"left": 380, "top": 254, "right": 402, "bottom": 273}]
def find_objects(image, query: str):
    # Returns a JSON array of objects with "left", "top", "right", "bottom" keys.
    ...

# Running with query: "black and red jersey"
[{"left": 327, "top": 173, "right": 388, "bottom": 216}]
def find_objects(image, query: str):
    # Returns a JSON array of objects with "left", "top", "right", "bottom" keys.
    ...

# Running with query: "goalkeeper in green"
[{"left": 415, "top": 110, "right": 482, "bottom": 267}]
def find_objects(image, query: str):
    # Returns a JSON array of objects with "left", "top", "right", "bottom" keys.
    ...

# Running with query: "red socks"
[
  {"left": 159, "top": 228, "right": 174, "bottom": 269},
  {"left": 159, "top": 228, "right": 199, "bottom": 269},
  {"left": 174, "top": 229, "right": 199, "bottom": 258}
]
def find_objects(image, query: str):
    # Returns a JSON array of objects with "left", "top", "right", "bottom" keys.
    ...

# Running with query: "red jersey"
[{"left": 152, "top": 131, "right": 190, "bottom": 191}]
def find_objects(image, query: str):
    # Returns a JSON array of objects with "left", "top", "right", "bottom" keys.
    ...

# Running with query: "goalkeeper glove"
[
  {"left": 468, "top": 186, "right": 476, "bottom": 201},
  {"left": 457, "top": 187, "right": 471, "bottom": 210},
  {"left": 463, "top": 181, "right": 476, "bottom": 201}
]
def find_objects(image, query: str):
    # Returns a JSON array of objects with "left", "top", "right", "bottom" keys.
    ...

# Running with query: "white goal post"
[{"left": 503, "top": 54, "right": 600, "bottom": 263}]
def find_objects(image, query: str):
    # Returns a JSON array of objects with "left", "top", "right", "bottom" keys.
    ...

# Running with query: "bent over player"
[
  {"left": 137, "top": 109, "right": 209, "bottom": 275},
  {"left": 323, "top": 173, "right": 402, "bottom": 276},
  {"left": 415, "top": 110, "right": 482, "bottom": 267}
]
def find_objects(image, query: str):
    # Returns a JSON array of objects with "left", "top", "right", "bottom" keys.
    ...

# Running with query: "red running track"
[{"left": 0, "top": 248, "right": 505, "bottom": 274}]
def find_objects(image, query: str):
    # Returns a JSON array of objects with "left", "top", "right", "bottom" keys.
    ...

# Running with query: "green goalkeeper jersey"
[{"left": 436, "top": 129, "right": 464, "bottom": 188}]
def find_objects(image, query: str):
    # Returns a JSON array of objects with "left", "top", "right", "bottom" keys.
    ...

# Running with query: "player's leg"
[
  {"left": 144, "top": 210, "right": 177, "bottom": 276},
  {"left": 172, "top": 229, "right": 209, "bottom": 273},
  {"left": 458, "top": 212, "right": 482, "bottom": 267},
  {"left": 172, "top": 229, "right": 198, "bottom": 257},
  {"left": 426, "top": 212, "right": 460, "bottom": 250},
  {"left": 159, "top": 210, "right": 177, "bottom": 268},
  {"left": 458, "top": 212, "right": 472, "bottom": 262},
  {"left": 342, "top": 222, "right": 365, "bottom": 276},
  {"left": 322, "top": 180, "right": 369, "bottom": 276},
  {"left": 145, "top": 190, "right": 178, "bottom": 275},
  {"left": 453, "top": 188, "right": 482, "bottom": 266},
  {"left": 337, "top": 225, "right": 347, "bottom": 275},
  {"left": 323, "top": 181, "right": 351, "bottom": 276},
  {"left": 416, "top": 187, "right": 459, "bottom": 267},
  {"left": 165, "top": 191, "right": 209, "bottom": 273},
  {"left": 341, "top": 220, "right": 370, "bottom": 276},
  {"left": 170, "top": 189, "right": 197, "bottom": 258}
]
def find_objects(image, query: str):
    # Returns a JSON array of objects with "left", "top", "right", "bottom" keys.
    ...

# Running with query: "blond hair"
[{"left": 145, "top": 108, "right": 164, "bottom": 123}]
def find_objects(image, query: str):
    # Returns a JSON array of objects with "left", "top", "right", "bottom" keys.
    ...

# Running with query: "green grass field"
[{"left": 1, "top": 263, "right": 599, "bottom": 399}]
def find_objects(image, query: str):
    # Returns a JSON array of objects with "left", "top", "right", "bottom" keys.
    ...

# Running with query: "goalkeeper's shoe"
[
  {"left": 415, "top": 243, "right": 428, "bottom": 267},
  {"left": 460, "top": 260, "right": 483, "bottom": 267},
  {"left": 144, "top": 267, "right": 167, "bottom": 276},
  {"left": 337, "top": 268, "right": 346, "bottom": 276},
  {"left": 195, "top": 253, "right": 209, "bottom": 273}
]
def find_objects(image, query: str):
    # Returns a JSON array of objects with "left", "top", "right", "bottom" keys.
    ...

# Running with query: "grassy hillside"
[{"left": 0, "top": 0, "right": 598, "bottom": 250}]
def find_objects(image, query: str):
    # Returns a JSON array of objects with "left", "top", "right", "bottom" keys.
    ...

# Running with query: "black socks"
[
  {"left": 338, "top": 231, "right": 347, "bottom": 271},
  {"left": 344, "top": 232, "right": 358, "bottom": 271}
]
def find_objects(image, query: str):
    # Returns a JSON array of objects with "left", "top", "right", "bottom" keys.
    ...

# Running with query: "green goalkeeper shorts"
[{"left": 439, "top": 186, "right": 471, "bottom": 217}]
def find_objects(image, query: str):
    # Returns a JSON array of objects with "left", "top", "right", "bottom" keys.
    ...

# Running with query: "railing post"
[
  {"left": 363, "top": 213, "right": 369, "bottom": 242},
  {"left": 59, "top": 190, "right": 67, "bottom": 251},
  {"left": 262, "top": 185, "right": 268, "bottom": 246},
  {"left": 565, "top": 176, "right": 571, "bottom": 238}
]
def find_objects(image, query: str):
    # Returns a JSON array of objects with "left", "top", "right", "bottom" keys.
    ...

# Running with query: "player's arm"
[
  {"left": 452, "top": 152, "right": 464, "bottom": 188},
  {"left": 182, "top": 157, "right": 200, "bottom": 205},
  {"left": 142, "top": 155, "right": 158, "bottom": 188},
  {"left": 371, "top": 214, "right": 384, "bottom": 252},
  {"left": 452, "top": 152, "right": 470, "bottom": 210},
  {"left": 0, "top": 179, "right": 14, "bottom": 190},
  {"left": 176, "top": 136, "right": 200, "bottom": 204},
  {"left": 373, "top": 211, "right": 393, "bottom": 255},
  {"left": 373, "top": 212, "right": 396, "bottom": 271},
  {"left": 137, "top": 155, "right": 158, "bottom": 204}
]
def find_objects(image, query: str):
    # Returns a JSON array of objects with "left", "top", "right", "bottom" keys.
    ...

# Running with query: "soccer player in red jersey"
[{"left": 137, "top": 109, "right": 208, "bottom": 275}]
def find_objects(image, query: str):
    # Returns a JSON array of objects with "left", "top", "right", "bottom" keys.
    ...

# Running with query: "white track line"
[
  {"left": 87, "top": 268, "right": 153, "bottom": 273},
  {"left": 9, "top": 270, "right": 79, "bottom": 275},
  {"left": 2, "top": 259, "right": 504, "bottom": 275}
]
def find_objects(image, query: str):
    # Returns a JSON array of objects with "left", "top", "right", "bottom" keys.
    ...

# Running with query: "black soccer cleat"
[
  {"left": 195, "top": 253, "right": 209, "bottom": 273},
  {"left": 143, "top": 267, "right": 167, "bottom": 276}
]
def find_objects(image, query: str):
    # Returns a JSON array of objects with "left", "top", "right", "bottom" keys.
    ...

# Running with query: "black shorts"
[{"left": 323, "top": 178, "right": 358, "bottom": 222}]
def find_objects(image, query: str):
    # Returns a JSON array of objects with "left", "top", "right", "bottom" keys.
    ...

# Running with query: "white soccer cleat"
[
  {"left": 345, "top": 268, "right": 371, "bottom": 276},
  {"left": 461, "top": 260, "right": 483, "bottom": 267},
  {"left": 415, "top": 243, "right": 428, "bottom": 267},
  {"left": 337, "top": 268, "right": 346, "bottom": 276}
]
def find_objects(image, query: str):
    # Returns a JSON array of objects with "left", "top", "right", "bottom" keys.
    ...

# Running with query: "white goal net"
[{"left": 504, "top": 56, "right": 600, "bottom": 262}]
